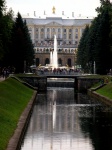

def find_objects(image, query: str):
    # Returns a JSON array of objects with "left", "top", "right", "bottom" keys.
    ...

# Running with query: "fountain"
[{"left": 50, "top": 35, "right": 58, "bottom": 68}]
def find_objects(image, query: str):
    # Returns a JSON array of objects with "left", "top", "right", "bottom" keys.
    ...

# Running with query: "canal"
[{"left": 20, "top": 87, "right": 112, "bottom": 150}]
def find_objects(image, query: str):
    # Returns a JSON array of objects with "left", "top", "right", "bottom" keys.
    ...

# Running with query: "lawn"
[
  {"left": 0, "top": 77, "right": 34, "bottom": 150},
  {"left": 96, "top": 82, "right": 112, "bottom": 100}
]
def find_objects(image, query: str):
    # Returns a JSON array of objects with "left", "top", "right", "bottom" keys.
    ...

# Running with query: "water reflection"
[{"left": 20, "top": 88, "right": 112, "bottom": 150}]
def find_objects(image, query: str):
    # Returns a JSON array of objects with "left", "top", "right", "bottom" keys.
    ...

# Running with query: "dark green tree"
[
  {"left": 77, "top": 25, "right": 90, "bottom": 73},
  {"left": 11, "top": 12, "right": 34, "bottom": 73},
  {"left": 77, "top": 0, "right": 112, "bottom": 74},
  {"left": 23, "top": 20, "right": 34, "bottom": 71},
  {"left": 0, "top": 0, "right": 14, "bottom": 67},
  {"left": 87, "top": 16, "right": 102, "bottom": 74},
  {"left": 95, "top": 0, "right": 112, "bottom": 74}
]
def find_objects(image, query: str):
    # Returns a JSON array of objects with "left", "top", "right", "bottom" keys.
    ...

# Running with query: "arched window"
[
  {"left": 58, "top": 58, "right": 62, "bottom": 66},
  {"left": 58, "top": 28, "right": 60, "bottom": 32},
  {"left": 53, "top": 28, "right": 55, "bottom": 32},
  {"left": 69, "top": 29, "right": 72, "bottom": 32},
  {"left": 63, "top": 29, "right": 66, "bottom": 32},
  {"left": 47, "top": 28, "right": 49, "bottom": 32},
  {"left": 36, "top": 58, "right": 39, "bottom": 66},
  {"left": 67, "top": 58, "right": 71, "bottom": 67},
  {"left": 45, "top": 58, "right": 50, "bottom": 65},
  {"left": 41, "top": 28, "right": 44, "bottom": 32}
]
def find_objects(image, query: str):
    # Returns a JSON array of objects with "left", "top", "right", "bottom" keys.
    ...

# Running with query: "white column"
[
  {"left": 38, "top": 28, "right": 41, "bottom": 43},
  {"left": 45, "top": 27, "right": 47, "bottom": 38},
  {"left": 50, "top": 28, "right": 51, "bottom": 38},
  {"left": 72, "top": 28, "right": 75, "bottom": 44}
]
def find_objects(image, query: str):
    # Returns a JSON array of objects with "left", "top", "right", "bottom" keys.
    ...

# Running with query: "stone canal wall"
[
  {"left": 88, "top": 87, "right": 112, "bottom": 106},
  {"left": 6, "top": 91, "right": 37, "bottom": 150},
  {"left": 77, "top": 77, "right": 101, "bottom": 92},
  {"left": 19, "top": 76, "right": 47, "bottom": 92}
]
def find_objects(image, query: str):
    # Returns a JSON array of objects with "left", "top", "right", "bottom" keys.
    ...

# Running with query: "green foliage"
[
  {"left": 96, "top": 82, "right": 112, "bottom": 99},
  {"left": 77, "top": 0, "right": 112, "bottom": 74},
  {"left": 10, "top": 12, "right": 34, "bottom": 73},
  {"left": 77, "top": 25, "right": 90, "bottom": 72},
  {"left": 0, "top": 77, "right": 34, "bottom": 150},
  {"left": 0, "top": 1, "right": 14, "bottom": 66}
]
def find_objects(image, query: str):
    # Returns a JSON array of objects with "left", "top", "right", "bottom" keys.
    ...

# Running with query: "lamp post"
[
  {"left": 93, "top": 61, "right": 96, "bottom": 74},
  {"left": 24, "top": 60, "right": 26, "bottom": 73}
]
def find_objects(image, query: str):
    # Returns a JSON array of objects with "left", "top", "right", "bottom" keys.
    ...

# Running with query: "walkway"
[{"left": 0, "top": 76, "right": 5, "bottom": 82}]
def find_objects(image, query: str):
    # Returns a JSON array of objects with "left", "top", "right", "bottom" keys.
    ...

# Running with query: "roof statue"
[{"left": 52, "top": 6, "right": 56, "bottom": 14}]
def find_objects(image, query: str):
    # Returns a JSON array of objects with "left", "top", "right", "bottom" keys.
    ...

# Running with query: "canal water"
[{"left": 20, "top": 87, "right": 112, "bottom": 150}]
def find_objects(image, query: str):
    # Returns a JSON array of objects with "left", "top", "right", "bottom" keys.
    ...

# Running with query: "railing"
[
  {"left": 36, "top": 70, "right": 82, "bottom": 76},
  {"left": 45, "top": 38, "right": 63, "bottom": 41},
  {"left": 35, "top": 44, "right": 77, "bottom": 48},
  {"left": 35, "top": 50, "right": 75, "bottom": 54}
]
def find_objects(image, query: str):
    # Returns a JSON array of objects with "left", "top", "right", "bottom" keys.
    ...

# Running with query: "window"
[
  {"left": 71, "top": 49, "right": 73, "bottom": 53},
  {"left": 45, "top": 58, "right": 50, "bottom": 65},
  {"left": 58, "top": 58, "right": 62, "bottom": 65},
  {"left": 41, "top": 34, "right": 44, "bottom": 39},
  {"left": 63, "top": 41, "right": 66, "bottom": 45},
  {"left": 36, "top": 34, "right": 38, "bottom": 38},
  {"left": 47, "top": 28, "right": 49, "bottom": 32},
  {"left": 63, "top": 34, "right": 66, "bottom": 39},
  {"left": 75, "top": 41, "right": 78, "bottom": 45},
  {"left": 75, "top": 28, "right": 78, "bottom": 32},
  {"left": 53, "top": 28, "right": 55, "bottom": 32},
  {"left": 47, "top": 34, "right": 50, "bottom": 38},
  {"left": 58, "top": 34, "right": 60, "bottom": 38},
  {"left": 36, "top": 58, "right": 39, "bottom": 66},
  {"left": 36, "top": 28, "right": 38, "bottom": 32},
  {"left": 69, "top": 34, "right": 71, "bottom": 39},
  {"left": 58, "top": 41, "right": 60, "bottom": 45},
  {"left": 58, "top": 28, "right": 60, "bottom": 32},
  {"left": 69, "top": 29, "right": 72, "bottom": 32},
  {"left": 41, "top": 28, "right": 44, "bottom": 32},
  {"left": 68, "top": 58, "right": 71, "bottom": 67},
  {"left": 69, "top": 41, "right": 72, "bottom": 44},
  {"left": 75, "top": 34, "right": 78, "bottom": 39},
  {"left": 63, "top": 29, "right": 66, "bottom": 32}
]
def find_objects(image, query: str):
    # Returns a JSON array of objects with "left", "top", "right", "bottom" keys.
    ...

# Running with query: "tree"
[
  {"left": 77, "top": 25, "right": 90, "bottom": 73},
  {"left": 0, "top": 0, "right": 14, "bottom": 67},
  {"left": 77, "top": 0, "right": 112, "bottom": 74},
  {"left": 11, "top": 12, "right": 34, "bottom": 73},
  {"left": 95, "top": 0, "right": 112, "bottom": 74}
]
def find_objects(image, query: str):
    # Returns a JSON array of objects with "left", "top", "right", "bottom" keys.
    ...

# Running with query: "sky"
[{"left": 6, "top": 0, "right": 102, "bottom": 17}]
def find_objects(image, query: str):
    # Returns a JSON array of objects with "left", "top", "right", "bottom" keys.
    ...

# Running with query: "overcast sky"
[{"left": 6, "top": 0, "right": 102, "bottom": 17}]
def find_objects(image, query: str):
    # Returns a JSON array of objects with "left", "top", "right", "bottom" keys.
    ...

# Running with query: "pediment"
[{"left": 45, "top": 21, "right": 62, "bottom": 26}]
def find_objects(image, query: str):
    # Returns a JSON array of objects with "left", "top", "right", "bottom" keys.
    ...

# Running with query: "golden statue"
[{"left": 52, "top": 6, "right": 55, "bottom": 14}]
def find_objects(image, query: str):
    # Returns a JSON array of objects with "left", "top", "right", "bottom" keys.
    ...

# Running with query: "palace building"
[{"left": 23, "top": 7, "right": 92, "bottom": 67}]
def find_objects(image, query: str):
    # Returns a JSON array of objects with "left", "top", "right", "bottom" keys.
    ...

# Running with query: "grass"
[
  {"left": 89, "top": 75, "right": 112, "bottom": 100},
  {"left": 96, "top": 82, "right": 112, "bottom": 100},
  {"left": 0, "top": 77, "right": 34, "bottom": 150}
]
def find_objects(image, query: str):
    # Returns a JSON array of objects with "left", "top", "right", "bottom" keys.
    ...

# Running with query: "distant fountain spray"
[{"left": 50, "top": 35, "right": 58, "bottom": 68}]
